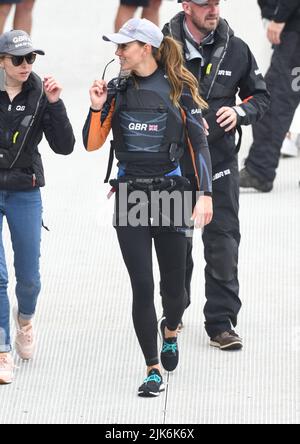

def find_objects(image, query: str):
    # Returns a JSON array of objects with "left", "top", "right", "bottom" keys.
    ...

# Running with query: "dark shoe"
[
  {"left": 159, "top": 318, "right": 179, "bottom": 372},
  {"left": 138, "top": 368, "right": 165, "bottom": 397},
  {"left": 210, "top": 330, "right": 243, "bottom": 351},
  {"left": 239, "top": 168, "right": 273, "bottom": 192}
]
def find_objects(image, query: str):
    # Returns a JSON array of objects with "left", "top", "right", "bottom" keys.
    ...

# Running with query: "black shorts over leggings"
[{"left": 120, "top": 0, "right": 150, "bottom": 6}]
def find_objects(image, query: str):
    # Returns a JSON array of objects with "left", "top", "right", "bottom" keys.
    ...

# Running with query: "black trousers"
[
  {"left": 116, "top": 225, "right": 188, "bottom": 366},
  {"left": 185, "top": 158, "right": 241, "bottom": 339},
  {"left": 245, "top": 31, "right": 300, "bottom": 183}
]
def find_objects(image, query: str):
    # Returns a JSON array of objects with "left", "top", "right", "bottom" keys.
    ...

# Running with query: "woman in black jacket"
[{"left": 0, "top": 30, "right": 75, "bottom": 385}]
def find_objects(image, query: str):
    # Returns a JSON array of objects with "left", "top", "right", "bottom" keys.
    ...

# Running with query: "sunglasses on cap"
[{"left": 5, "top": 52, "right": 37, "bottom": 67}]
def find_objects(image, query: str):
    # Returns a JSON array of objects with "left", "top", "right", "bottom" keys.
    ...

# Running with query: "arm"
[
  {"left": 233, "top": 46, "right": 270, "bottom": 126},
  {"left": 82, "top": 79, "right": 115, "bottom": 151},
  {"left": 42, "top": 76, "right": 75, "bottom": 155},
  {"left": 181, "top": 90, "right": 213, "bottom": 228},
  {"left": 273, "top": 0, "right": 300, "bottom": 23},
  {"left": 257, "top": 0, "right": 277, "bottom": 20},
  {"left": 82, "top": 100, "right": 114, "bottom": 151},
  {"left": 268, "top": 0, "right": 300, "bottom": 44},
  {"left": 42, "top": 100, "right": 75, "bottom": 155}
]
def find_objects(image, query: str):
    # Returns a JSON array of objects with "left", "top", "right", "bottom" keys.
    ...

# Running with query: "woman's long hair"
[{"left": 153, "top": 36, "right": 208, "bottom": 109}]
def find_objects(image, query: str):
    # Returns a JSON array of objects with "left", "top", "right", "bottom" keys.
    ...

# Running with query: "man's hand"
[
  {"left": 267, "top": 21, "right": 285, "bottom": 45},
  {"left": 44, "top": 76, "right": 62, "bottom": 104},
  {"left": 216, "top": 106, "right": 237, "bottom": 132},
  {"left": 191, "top": 195, "right": 213, "bottom": 229}
]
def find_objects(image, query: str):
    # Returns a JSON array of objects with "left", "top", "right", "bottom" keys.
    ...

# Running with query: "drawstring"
[{"left": 42, "top": 220, "right": 50, "bottom": 232}]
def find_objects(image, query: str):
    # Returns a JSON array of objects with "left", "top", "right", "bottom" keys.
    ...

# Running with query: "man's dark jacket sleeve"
[
  {"left": 234, "top": 43, "right": 269, "bottom": 126},
  {"left": 273, "top": 0, "right": 300, "bottom": 22}
]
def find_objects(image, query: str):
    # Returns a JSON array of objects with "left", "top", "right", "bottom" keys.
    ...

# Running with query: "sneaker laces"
[
  {"left": 0, "top": 355, "right": 12, "bottom": 369},
  {"left": 16, "top": 324, "right": 33, "bottom": 344},
  {"left": 144, "top": 373, "right": 161, "bottom": 384},
  {"left": 0, "top": 355, "right": 9, "bottom": 366},
  {"left": 162, "top": 341, "right": 177, "bottom": 354}
]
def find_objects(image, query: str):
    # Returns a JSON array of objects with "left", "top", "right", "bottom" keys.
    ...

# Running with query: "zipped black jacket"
[
  {"left": 163, "top": 14, "right": 270, "bottom": 168},
  {"left": 0, "top": 72, "right": 75, "bottom": 190},
  {"left": 258, "top": 0, "right": 300, "bottom": 31}
]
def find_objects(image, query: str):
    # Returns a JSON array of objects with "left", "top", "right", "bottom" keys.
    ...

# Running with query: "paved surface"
[{"left": 0, "top": 0, "right": 299, "bottom": 424}]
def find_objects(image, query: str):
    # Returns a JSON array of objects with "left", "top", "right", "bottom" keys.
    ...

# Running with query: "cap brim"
[
  {"left": 102, "top": 33, "right": 135, "bottom": 44},
  {"left": 6, "top": 48, "right": 45, "bottom": 56}
]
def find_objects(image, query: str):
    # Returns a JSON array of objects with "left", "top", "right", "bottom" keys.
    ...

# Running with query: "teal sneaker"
[
  {"left": 138, "top": 368, "right": 165, "bottom": 397},
  {"left": 159, "top": 318, "right": 179, "bottom": 372}
]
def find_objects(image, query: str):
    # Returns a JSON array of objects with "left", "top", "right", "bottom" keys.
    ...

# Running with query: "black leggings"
[{"left": 116, "top": 225, "right": 188, "bottom": 366}]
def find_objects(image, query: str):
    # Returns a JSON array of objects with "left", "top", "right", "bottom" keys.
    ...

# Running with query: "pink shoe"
[
  {"left": 0, "top": 353, "right": 14, "bottom": 384},
  {"left": 13, "top": 307, "right": 35, "bottom": 360}
]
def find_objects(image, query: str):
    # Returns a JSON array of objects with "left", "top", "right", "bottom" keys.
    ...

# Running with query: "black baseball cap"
[{"left": 0, "top": 30, "right": 45, "bottom": 56}]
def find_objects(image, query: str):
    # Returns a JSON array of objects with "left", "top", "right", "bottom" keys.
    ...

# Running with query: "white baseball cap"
[{"left": 103, "top": 18, "right": 164, "bottom": 49}]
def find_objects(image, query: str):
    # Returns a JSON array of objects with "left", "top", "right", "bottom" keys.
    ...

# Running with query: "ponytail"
[{"left": 153, "top": 36, "right": 208, "bottom": 109}]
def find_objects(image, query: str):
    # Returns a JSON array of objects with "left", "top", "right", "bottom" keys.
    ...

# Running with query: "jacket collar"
[{"left": 166, "top": 12, "right": 234, "bottom": 57}]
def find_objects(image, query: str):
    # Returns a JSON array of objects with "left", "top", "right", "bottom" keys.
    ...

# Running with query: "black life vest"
[
  {"left": 0, "top": 72, "right": 46, "bottom": 169},
  {"left": 105, "top": 83, "right": 185, "bottom": 181}
]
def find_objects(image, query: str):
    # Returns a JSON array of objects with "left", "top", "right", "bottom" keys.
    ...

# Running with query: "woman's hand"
[
  {"left": 191, "top": 195, "right": 213, "bottom": 229},
  {"left": 89, "top": 79, "right": 108, "bottom": 111},
  {"left": 202, "top": 117, "right": 209, "bottom": 137},
  {"left": 44, "top": 76, "right": 62, "bottom": 103}
]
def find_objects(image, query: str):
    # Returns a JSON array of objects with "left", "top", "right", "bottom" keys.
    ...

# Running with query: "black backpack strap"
[
  {"left": 235, "top": 126, "right": 243, "bottom": 153},
  {"left": 103, "top": 91, "right": 121, "bottom": 183},
  {"left": 104, "top": 140, "right": 115, "bottom": 183}
]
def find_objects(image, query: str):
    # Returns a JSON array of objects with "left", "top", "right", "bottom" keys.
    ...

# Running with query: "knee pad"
[{"left": 205, "top": 236, "right": 238, "bottom": 281}]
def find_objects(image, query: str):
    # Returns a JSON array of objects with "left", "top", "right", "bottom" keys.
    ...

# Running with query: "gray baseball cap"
[
  {"left": 103, "top": 18, "right": 164, "bottom": 48},
  {"left": 0, "top": 30, "right": 45, "bottom": 56}
]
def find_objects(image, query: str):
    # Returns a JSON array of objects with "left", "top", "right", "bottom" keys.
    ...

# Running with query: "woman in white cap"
[
  {"left": 0, "top": 30, "right": 75, "bottom": 385},
  {"left": 83, "top": 18, "right": 212, "bottom": 397}
]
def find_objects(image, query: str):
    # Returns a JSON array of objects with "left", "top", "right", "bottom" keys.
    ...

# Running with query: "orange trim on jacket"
[{"left": 86, "top": 100, "right": 115, "bottom": 151}]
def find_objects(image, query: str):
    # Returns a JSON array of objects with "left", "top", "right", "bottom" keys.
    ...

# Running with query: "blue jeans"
[{"left": 0, "top": 190, "right": 42, "bottom": 353}]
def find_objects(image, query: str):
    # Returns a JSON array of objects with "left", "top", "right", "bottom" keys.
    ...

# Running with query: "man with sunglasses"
[
  {"left": 0, "top": 30, "right": 75, "bottom": 385},
  {"left": 163, "top": 0, "right": 269, "bottom": 350}
]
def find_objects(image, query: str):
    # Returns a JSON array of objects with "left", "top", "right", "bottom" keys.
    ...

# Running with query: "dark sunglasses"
[
  {"left": 101, "top": 58, "right": 115, "bottom": 80},
  {"left": 5, "top": 52, "right": 37, "bottom": 67},
  {"left": 101, "top": 59, "right": 128, "bottom": 92}
]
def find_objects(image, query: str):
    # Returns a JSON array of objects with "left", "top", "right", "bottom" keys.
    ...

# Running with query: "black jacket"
[
  {"left": 258, "top": 0, "right": 278, "bottom": 19},
  {"left": 163, "top": 14, "right": 270, "bottom": 168},
  {"left": 258, "top": 0, "right": 300, "bottom": 31},
  {"left": 0, "top": 72, "right": 75, "bottom": 190}
]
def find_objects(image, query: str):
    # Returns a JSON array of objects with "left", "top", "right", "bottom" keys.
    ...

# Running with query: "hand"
[
  {"left": 44, "top": 76, "right": 62, "bottom": 103},
  {"left": 89, "top": 79, "right": 108, "bottom": 111},
  {"left": 267, "top": 21, "right": 285, "bottom": 45},
  {"left": 203, "top": 117, "right": 209, "bottom": 137},
  {"left": 216, "top": 106, "right": 237, "bottom": 132},
  {"left": 191, "top": 195, "right": 213, "bottom": 229}
]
